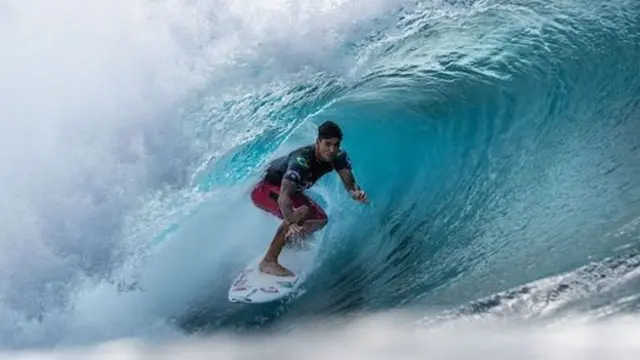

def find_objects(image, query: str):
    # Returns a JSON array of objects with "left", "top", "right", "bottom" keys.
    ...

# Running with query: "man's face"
[{"left": 316, "top": 137, "right": 341, "bottom": 161}]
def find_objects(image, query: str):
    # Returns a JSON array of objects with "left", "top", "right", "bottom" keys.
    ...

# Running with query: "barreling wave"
[{"left": 0, "top": 0, "right": 639, "bottom": 353}]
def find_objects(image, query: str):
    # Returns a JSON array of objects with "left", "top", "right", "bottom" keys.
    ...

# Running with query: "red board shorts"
[{"left": 250, "top": 180, "right": 327, "bottom": 221}]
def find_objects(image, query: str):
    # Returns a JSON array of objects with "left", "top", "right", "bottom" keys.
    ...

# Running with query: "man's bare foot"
[{"left": 259, "top": 259, "right": 294, "bottom": 277}]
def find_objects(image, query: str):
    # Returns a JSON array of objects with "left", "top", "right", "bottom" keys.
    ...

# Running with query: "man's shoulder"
[
  {"left": 280, "top": 145, "right": 314, "bottom": 186},
  {"left": 288, "top": 144, "right": 314, "bottom": 157},
  {"left": 332, "top": 149, "right": 351, "bottom": 170},
  {"left": 291, "top": 145, "right": 315, "bottom": 169},
  {"left": 286, "top": 145, "right": 314, "bottom": 164},
  {"left": 334, "top": 148, "right": 350, "bottom": 161}
]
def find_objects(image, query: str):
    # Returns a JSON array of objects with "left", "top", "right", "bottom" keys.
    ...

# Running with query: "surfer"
[{"left": 250, "top": 121, "right": 368, "bottom": 276}]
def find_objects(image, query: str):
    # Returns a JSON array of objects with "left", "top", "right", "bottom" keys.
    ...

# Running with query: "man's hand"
[
  {"left": 338, "top": 169, "right": 368, "bottom": 203},
  {"left": 285, "top": 223, "right": 305, "bottom": 239},
  {"left": 284, "top": 205, "right": 308, "bottom": 239},
  {"left": 349, "top": 189, "right": 368, "bottom": 203}
]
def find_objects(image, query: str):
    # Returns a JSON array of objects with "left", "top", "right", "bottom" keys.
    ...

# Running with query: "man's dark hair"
[{"left": 318, "top": 120, "right": 343, "bottom": 140}]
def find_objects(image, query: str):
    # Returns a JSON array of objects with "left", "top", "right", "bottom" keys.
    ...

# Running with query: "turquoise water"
[{"left": 1, "top": 0, "right": 640, "bottom": 353}]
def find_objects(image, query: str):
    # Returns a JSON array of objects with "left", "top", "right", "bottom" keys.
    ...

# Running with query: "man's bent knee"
[
  {"left": 293, "top": 205, "right": 310, "bottom": 223},
  {"left": 303, "top": 218, "right": 327, "bottom": 235}
]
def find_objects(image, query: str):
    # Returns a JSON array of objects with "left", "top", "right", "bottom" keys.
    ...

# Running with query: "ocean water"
[{"left": 1, "top": 0, "right": 640, "bottom": 358}]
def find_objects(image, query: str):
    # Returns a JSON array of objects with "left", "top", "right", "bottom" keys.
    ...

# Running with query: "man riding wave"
[{"left": 250, "top": 121, "right": 368, "bottom": 276}]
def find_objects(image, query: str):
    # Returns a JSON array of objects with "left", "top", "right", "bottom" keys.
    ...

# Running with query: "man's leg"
[
  {"left": 250, "top": 183, "right": 327, "bottom": 276},
  {"left": 300, "top": 219, "right": 327, "bottom": 235},
  {"left": 259, "top": 222, "right": 291, "bottom": 275},
  {"left": 260, "top": 206, "right": 309, "bottom": 276},
  {"left": 250, "top": 181, "right": 294, "bottom": 276}
]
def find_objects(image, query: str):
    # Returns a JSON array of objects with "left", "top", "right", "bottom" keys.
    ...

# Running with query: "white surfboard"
[{"left": 228, "top": 240, "right": 318, "bottom": 304}]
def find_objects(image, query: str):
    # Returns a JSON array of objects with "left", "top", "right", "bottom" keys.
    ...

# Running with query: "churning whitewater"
[{"left": 1, "top": 0, "right": 639, "bottom": 357}]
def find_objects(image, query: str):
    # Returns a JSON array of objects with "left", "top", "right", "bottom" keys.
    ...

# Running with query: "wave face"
[{"left": 1, "top": 0, "right": 640, "bottom": 352}]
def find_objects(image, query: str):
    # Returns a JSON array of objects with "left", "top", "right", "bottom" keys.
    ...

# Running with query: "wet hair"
[{"left": 317, "top": 120, "right": 343, "bottom": 140}]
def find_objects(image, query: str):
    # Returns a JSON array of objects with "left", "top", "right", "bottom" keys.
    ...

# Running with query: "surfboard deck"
[{"left": 228, "top": 240, "right": 317, "bottom": 304}]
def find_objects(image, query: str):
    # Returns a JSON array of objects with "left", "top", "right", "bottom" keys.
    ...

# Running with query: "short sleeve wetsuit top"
[{"left": 263, "top": 145, "right": 352, "bottom": 190}]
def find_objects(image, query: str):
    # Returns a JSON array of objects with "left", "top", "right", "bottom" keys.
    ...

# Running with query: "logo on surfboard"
[{"left": 260, "top": 287, "right": 279, "bottom": 293}]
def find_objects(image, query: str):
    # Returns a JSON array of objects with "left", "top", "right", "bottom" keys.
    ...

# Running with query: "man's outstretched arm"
[
  {"left": 338, "top": 168, "right": 367, "bottom": 203},
  {"left": 337, "top": 168, "right": 360, "bottom": 192}
]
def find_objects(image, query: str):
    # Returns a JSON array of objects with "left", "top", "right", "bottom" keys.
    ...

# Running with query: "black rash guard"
[{"left": 263, "top": 145, "right": 352, "bottom": 191}]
